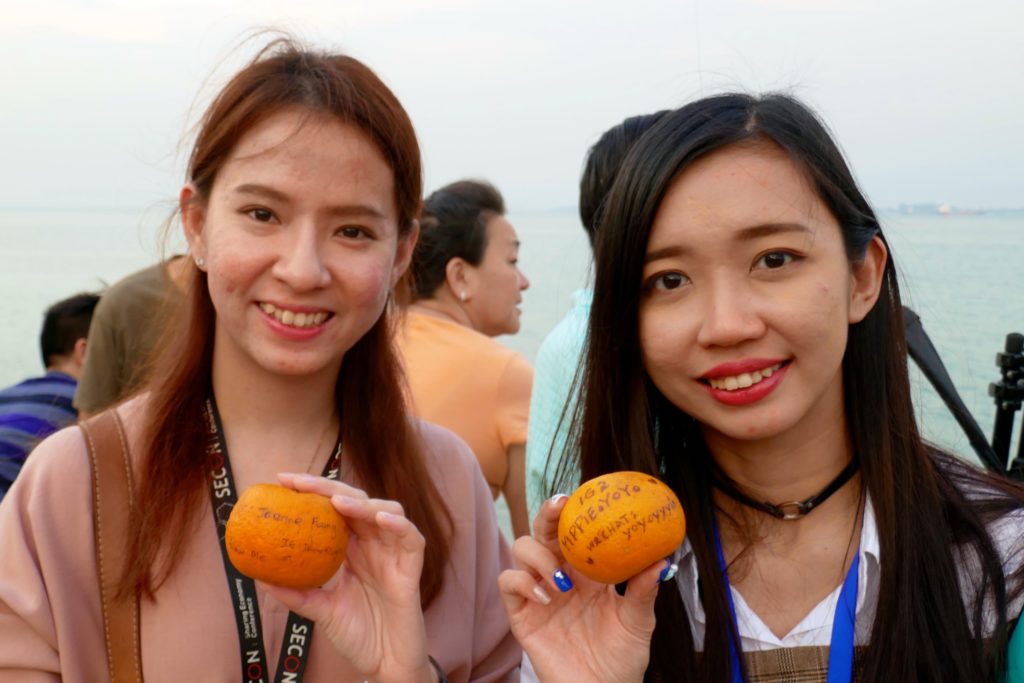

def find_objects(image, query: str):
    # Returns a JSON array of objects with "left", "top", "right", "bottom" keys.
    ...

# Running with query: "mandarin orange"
[
  {"left": 558, "top": 471, "right": 685, "bottom": 584},
  {"left": 225, "top": 484, "right": 349, "bottom": 589}
]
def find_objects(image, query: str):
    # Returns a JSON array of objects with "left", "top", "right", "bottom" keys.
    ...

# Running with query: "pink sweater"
[{"left": 0, "top": 402, "right": 520, "bottom": 682}]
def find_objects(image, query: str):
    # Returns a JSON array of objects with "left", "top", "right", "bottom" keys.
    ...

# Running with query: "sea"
[{"left": 1, "top": 207, "right": 1022, "bottom": 473}]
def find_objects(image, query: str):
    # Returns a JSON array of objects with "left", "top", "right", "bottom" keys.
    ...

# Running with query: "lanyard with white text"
[
  {"left": 205, "top": 397, "right": 342, "bottom": 683},
  {"left": 712, "top": 520, "right": 860, "bottom": 683}
]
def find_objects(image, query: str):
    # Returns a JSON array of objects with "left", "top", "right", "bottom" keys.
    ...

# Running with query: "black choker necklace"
[{"left": 712, "top": 459, "right": 859, "bottom": 520}]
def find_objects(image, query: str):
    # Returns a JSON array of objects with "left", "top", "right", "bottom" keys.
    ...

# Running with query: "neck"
[
  {"left": 46, "top": 361, "right": 79, "bottom": 380},
  {"left": 410, "top": 296, "right": 473, "bottom": 329},
  {"left": 705, "top": 413, "right": 855, "bottom": 511},
  {"left": 211, "top": 345, "right": 339, "bottom": 442}
]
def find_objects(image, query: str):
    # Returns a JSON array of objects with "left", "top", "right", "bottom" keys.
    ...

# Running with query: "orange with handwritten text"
[
  {"left": 558, "top": 471, "right": 685, "bottom": 584},
  {"left": 225, "top": 484, "right": 349, "bottom": 589}
]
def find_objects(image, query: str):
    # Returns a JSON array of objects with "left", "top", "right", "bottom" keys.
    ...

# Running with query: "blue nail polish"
[
  {"left": 658, "top": 562, "right": 679, "bottom": 584},
  {"left": 553, "top": 569, "right": 574, "bottom": 592}
]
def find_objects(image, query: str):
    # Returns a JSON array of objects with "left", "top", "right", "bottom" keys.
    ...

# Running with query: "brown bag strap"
[{"left": 81, "top": 411, "right": 144, "bottom": 683}]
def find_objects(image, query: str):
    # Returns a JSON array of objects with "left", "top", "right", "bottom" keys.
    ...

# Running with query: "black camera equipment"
[
  {"left": 992, "top": 333, "right": 1024, "bottom": 478},
  {"left": 903, "top": 308, "right": 1003, "bottom": 472}
]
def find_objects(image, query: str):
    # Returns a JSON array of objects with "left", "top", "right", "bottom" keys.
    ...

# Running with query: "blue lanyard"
[{"left": 712, "top": 521, "right": 860, "bottom": 683}]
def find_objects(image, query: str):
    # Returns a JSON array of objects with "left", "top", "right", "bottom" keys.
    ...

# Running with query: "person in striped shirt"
[{"left": 0, "top": 292, "right": 99, "bottom": 498}]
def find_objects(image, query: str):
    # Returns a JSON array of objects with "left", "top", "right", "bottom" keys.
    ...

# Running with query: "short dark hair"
[
  {"left": 578, "top": 110, "right": 669, "bottom": 247},
  {"left": 410, "top": 179, "right": 506, "bottom": 299},
  {"left": 39, "top": 292, "right": 100, "bottom": 367}
]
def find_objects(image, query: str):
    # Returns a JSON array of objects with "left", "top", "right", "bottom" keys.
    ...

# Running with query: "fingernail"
[
  {"left": 549, "top": 494, "right": 568, "bottom": 506},
  {"left": 553, "top": 569, "right": 574, "bottom": 592},
  {"left": 532, "top": 585, "right": 552, "bottom": 605},
  {"left": 658, "top": 561, "right": 679, "bottom": 584},
  {"left": 290, "top": 473, "right": 318, "bottom": 482}
]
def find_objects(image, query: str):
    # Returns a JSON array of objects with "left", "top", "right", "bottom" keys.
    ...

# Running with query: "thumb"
[{"left": 620, "top": 559, "right": 677, "bottom": 636}]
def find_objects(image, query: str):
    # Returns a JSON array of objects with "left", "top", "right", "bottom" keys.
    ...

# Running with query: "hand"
[
  {"left": 498, "top": 495, "right": 671, "bottom": 683},
  {"left": 263, "top": 473, "right": 436, "bottom": 683}
]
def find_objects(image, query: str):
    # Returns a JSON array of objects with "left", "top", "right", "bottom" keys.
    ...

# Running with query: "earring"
[
  {"left": 195, "top": 256, "right": 205, "bottom": 269},
  {"left": 459, "top": 291, "right": 468, "bottom": 302}
]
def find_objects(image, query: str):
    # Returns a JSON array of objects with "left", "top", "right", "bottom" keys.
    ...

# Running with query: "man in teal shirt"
[{"left": 525, "top": 111, "right": 667, "bottom": 518}]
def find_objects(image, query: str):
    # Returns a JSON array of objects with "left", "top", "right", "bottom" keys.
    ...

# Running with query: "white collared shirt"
[{"left": 674, "top": 496, "right": 1024, "bottom": 651}]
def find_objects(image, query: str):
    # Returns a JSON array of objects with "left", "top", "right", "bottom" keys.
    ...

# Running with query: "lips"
[{"left": 699, "top": 359, "right": 791, "bottom": 406}]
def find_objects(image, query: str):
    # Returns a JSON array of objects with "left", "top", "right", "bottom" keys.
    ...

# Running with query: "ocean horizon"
[{"left": 2, "top": 207, "right": 1022, "bottom": 468}]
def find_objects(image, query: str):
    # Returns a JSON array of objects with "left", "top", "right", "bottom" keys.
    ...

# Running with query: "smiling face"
[
  {"left": 182, "top": 107, "right": 415, "bottom": 382},
  {"left": 638, "top": 141, "right": 884, "bottom": 451},
  {"left": 462, "top": 215, "right": 530, "bottom": 336}
]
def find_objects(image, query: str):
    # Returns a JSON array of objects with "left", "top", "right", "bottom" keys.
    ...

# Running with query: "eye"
[
  {"left": 754, "top": 251, "right": 797, "bottom": 270},
  {"left": 337, "top": 226, "right": 369, "bottom": 239},
  {"left": 646, "top": 271, "right": 690, "bottom": 291},
  {"left": 245, "top": 207, "right": 276, "bottom": 223}
]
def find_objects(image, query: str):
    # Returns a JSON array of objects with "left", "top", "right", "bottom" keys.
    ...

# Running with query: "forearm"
[{"left": 504, "top": 443, "right": 530, "bottom": 538}]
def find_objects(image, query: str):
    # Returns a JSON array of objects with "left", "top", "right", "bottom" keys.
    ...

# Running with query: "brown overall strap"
[{"left": 81, "top": 411, "right": 144, "bottom": 683}]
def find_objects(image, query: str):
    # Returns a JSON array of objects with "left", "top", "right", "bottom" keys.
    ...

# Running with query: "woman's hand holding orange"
[
  {"left": 263, "top": 472, "right": 436, "bottom": 683},
  {"left": 498, "top": 495, "right": 672, "bottom": 683}
]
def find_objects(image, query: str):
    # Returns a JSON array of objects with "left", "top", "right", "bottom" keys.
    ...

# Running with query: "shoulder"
[
  {"left": 414, "top": 419, "right": 480, "bottom": 476},
  {"left": 501, "top": 351, "right": 533, "bottom": 380},
  {"left": 413, "top": 418, "right": 494, "bottom": 497},
  {"left": 404, "top": 313, "right": 511, "bottom": 361},
  {"left": 22, "top": 422, "right": 90, "bottom": 471},
  {"left": 6, "top": 423, "right": 92, "bottom": 507},
  {"left": 535, "top": 291, "right": 591, "bottom": 365},
  {"left": 98, "top": 261, "right": 176, "bottom": 313},
  {"left": 496, "top": 352, "right": 533, "bottom": 403}
]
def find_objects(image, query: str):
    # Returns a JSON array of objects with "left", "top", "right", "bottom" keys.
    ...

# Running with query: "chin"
[
  {"left": 702, "top": 411, "right": 796, "bottom": 443},
  {"left": 258, "top": 353, "right": 341, "bottom": 379}
]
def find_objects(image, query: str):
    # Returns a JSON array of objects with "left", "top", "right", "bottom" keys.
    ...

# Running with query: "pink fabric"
[{"left": 0, "top": 403, "right": 520, "bottom": 682}]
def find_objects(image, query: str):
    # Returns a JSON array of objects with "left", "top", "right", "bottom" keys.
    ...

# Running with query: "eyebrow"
[
  {"left": 232, "top": 183, "right": 387, "bottom": 220},
  {"left": 644, "top": 222, "right": 812, "bottom": 264}
]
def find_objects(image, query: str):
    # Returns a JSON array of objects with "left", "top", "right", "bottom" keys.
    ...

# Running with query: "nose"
[
  {"left": 695, "top": 278, "right": 766, "bottom": 348},
  {"left": 272, "top": 223, "right": 330, "bottom": 291},
  {"left": 518, "top": 268, "right": 530, "bottom": 291}
]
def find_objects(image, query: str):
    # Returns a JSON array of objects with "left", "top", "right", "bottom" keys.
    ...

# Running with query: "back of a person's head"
[
  {"left": 579, "top": 110, "right": 669, "bottom": 247},
  {"left": 39, "top": 292, "right": 100, "bottom": 368},
  {"left": 410, "top": 179, "right": 506, "bottom": 300}
]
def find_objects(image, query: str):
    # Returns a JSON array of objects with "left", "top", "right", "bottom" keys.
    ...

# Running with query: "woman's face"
[
  {"left": 182, "top": 107, "right": 415, "bottom": 381},
  {"left": 462, "top": 215, "right": 530, "bottom": 336},
  {"left": 638, "top": 141, "right": 884, "bottom": 450}
]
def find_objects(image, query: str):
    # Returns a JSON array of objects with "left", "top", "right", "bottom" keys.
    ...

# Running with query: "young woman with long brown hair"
[
  {"left": 0, "top": 39, "right": 519, "bottom": 682},
  {"left": 500, "top": 93, "right": 1024, "bottom": 682}
]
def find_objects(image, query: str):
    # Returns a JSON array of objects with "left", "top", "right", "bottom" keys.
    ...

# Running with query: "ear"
[
  {"left": 390, "top": 220, "right": 419, "bottom": 288},
  {"left": 180, "top": 184, "right": 207, "bottom": 264},
  {"left": 444, "top": 256, "right": 472, "bottom": 301},
  {"left": 72, "top": 337, "right": 88, "bottom": 368},
  {"left": 848, "top": 235, "right": 888, "bottom": 324}
]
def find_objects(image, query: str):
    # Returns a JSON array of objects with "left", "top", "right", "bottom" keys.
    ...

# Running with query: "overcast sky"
[{"left": 2, "top": 0, "right": 1022, "bottom": 213}]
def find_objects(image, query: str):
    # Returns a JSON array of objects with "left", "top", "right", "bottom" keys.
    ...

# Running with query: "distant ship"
[{"left": 938, "top": 203, "right": 985, "bottom": 216}]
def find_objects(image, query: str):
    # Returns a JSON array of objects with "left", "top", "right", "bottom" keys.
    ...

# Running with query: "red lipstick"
[{"left": 701, "top": 360, "right": 790, "bottom": 407}]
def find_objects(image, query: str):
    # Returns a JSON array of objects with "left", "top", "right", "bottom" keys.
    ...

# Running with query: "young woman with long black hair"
[{"left": 500, "top": 93, "right": 1024, "bottom": 682}]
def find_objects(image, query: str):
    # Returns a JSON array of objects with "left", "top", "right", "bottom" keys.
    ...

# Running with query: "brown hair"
[{"left": 121, "top": 38, "right": 453, "bottom": 607}]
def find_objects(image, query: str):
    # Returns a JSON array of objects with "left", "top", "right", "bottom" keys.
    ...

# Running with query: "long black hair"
[{"left": 556, "top": 92, "right": 1024, "bottom": 681}]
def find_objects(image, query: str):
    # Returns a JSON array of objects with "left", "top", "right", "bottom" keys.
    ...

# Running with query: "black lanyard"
[{"left": 205, "top": 397, "right": 342, "bottom": 683}]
